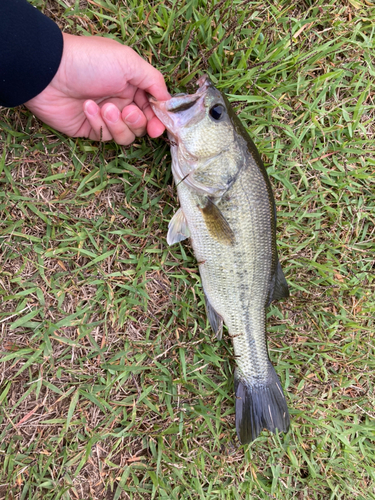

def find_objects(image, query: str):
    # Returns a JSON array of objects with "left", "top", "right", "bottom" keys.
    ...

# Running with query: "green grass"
[{"left": 1, "top": 0, "right": 375, "bottom": 499}]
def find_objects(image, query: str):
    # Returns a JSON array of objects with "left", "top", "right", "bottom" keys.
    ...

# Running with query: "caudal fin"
[{"left": 234, "top": 362, "right": 290, "bottom": 444}]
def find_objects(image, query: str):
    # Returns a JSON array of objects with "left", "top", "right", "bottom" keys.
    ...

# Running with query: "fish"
[{"left": 149, "top": 75, "right": 290, "bottom": 444}]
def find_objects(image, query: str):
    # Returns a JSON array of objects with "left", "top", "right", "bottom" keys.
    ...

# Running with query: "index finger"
[
  {"left": 132, "top": 89, "right": 167, "bottom": 138},
  {"left": 133, "top": 89, "right": 156, "bottom": 122}
]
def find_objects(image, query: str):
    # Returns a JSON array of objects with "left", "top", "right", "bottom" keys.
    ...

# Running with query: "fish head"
[
  {"left": 150, "top": 75, "right": 234, "bottom": 156},
  {"left": 150, "top": 75, "right": 237, "bottom": 195}
]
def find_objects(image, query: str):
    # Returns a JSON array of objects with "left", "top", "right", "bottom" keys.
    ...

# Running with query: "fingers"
[
  {"left": 84, "top": 100, "right": 148, "bottom": 146},
  {"left": 133, "top": 89, "right": 166, "bottom": 138},
  {"left": 83, "top": 100, "right": 112, "bottom": 141},
  {"left": 147, "top": 116, "right": 167, "bottom": 138},
  {"left": 121, "top": 105, "right": 147, "bottom": 138}
]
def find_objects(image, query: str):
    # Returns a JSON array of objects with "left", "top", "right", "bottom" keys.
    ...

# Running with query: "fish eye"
[{"left": 209, "top": 104, "right": 225, "bottom": 121}]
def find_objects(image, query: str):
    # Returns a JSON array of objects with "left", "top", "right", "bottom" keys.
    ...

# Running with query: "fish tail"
[{"left": 234, "top": 362, "right": 290, "bottom": 444}]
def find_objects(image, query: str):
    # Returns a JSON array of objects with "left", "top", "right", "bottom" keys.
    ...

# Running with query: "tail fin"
[{"left": 234, "top": 362, "right": 290, "bottom": 444}]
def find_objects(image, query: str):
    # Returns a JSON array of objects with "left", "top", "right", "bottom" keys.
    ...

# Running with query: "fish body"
[{"left": 150, "top": 76, "right": 290, "bottom": 443}]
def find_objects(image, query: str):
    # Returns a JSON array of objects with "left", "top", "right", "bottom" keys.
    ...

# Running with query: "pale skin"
[{"left": 25, "top": 33, "right": 171, "bottom": 145}]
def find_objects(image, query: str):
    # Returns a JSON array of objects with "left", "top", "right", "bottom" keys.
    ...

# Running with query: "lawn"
[{"left": 1, "top": 0, "right": 375, "bottom": 499}]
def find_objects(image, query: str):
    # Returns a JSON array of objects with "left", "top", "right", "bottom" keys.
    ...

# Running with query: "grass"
[{"left": 1, "top": 0, "right": 375, "bottom": 498}]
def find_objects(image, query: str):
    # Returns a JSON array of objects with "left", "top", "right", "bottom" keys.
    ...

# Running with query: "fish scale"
[
  {"left": 177, "top": 166, "right": 276, "bottom": 411},
  {"left": 150, "top": 75, "right": 290, "bottom": 443}
]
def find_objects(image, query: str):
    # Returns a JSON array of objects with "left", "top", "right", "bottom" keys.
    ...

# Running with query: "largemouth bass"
[{"left": 150, "top": 75, "right": 290, "bottom": 444}]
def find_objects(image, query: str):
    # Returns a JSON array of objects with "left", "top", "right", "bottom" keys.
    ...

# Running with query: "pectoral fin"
[
  {"left": 204, "top": 292, "right": 223, "bottom": 340},
  {"left": 167, "top": 208, "right": 190, "bottom": 245},
  {"left": 199, "top": 197, "right": 235, "bottom": 246},
  {"left": 268, "top": 261, "right": 289, "bottom": 304}
]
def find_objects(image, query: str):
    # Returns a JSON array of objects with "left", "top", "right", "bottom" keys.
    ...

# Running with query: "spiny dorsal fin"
[
  {"left": 167, "top": 208, "right": 190, "bottom": 246},
  {"left": 199, "top": 197, "right": 235, "bottom": 246}
]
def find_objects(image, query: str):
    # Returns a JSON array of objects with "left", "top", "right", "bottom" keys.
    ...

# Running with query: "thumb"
[{"left": 122, "top": 47, "right": 170, "bottom": 101}]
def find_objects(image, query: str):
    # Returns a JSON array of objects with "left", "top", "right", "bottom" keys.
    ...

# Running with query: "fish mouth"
[
  {"left": 149, "top": 74, "right": 212, "bottom": 114},
  {"left": 149, "top": 94, "right": 204, "bottom": 138},
  {"left": 149, "top": 92, "right": 201, "bottom": 115},
  {"left": 196, "top": 74, "right": 212, "bottom": 90},
  {"left": 167, "top": 97, "right": 200, "bottom": 113},
  {"left": 149, "top": 75, "right": 214, "bottom": 137},
  {"left": 165, "top": 75, "right": 212, "bottom": 112}
]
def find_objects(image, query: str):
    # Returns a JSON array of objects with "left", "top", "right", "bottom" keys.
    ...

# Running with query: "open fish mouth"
[
  {"left": 149, "top": 91, "right": 202, "bottom": 117},
  {"left": 164, "top": 75, "right": 212, "bottom": 111},
  {"left": 149, "top": 74, "right": 212, "bottom": 108},
  {"left": 149, "top": 97, "right": 205, "bottom": 139},
  {"left": 167, "top": 96, "right": 200, "bottom": 113}
]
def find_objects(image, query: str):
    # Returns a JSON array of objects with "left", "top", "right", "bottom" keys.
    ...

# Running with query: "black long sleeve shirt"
[{"left": 0, "top": 0, "right": 63, "bottom": 107}]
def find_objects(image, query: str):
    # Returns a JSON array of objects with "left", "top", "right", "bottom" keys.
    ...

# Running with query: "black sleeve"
[{"left": 0, "top": 0, "right": 64, "bottom": 107}]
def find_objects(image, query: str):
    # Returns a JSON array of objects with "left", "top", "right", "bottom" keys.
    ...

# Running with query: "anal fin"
[{"left": 204, "top": 292, "right": 223, "bottom": 340}]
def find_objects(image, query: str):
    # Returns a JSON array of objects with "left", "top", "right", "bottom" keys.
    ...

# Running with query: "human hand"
[{"left": 25, "top": 33, "right": 170, "bottom": 145}]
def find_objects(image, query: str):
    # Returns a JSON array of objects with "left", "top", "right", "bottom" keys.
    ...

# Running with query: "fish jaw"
[
  {"left": 149, "top": 91, "right": 207, "bottom": 142},
  {"left": 148, "top": 74, "right": 217, "bottom": 141}
]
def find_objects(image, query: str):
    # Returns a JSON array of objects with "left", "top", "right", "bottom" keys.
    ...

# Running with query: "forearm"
[{"left": 0, "top": 0, "right": 63, "bottom": 107}]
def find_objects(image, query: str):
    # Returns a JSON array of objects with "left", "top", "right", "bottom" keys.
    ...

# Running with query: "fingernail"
[
  {"left": 103, "top": 105, "right": 120, "bottom": 123},
  {"left": 85, "top": 101, "right": 98, "bottom": 116},
  {"left": 124, "top": 110, "right": 141, "bottom": 126}
]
